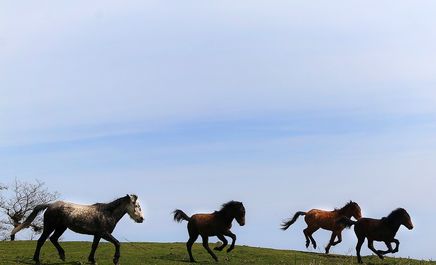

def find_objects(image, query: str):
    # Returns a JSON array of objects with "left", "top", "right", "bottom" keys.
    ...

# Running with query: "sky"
[{"left": 1, "top": 0, "right": 436, "bottom": 260}]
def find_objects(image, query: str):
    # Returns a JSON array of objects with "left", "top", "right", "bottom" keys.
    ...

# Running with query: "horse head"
[
  {"left": 345, "top": 201, "right": 362, "bottom": 220},
  {"left": 126, "top": 194, "right": 144, "bottom": 223},
  {"left": 399, "top": 208, "right": 414, "bottom": 230},
  {"left": 234, "top": 202, "right": 246, "bottom": 226}
]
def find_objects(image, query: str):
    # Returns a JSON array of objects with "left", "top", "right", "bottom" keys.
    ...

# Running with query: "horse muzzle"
[{"left": 136, "top": 217, "right": 144, "bottom": 223}]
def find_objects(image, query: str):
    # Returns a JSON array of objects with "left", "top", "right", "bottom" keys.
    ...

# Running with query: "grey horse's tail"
[
  {"left": 337, "top": 216, "right": 356, "bottom": 228},
  {"left": 281, "top": 211, "right": 306, "bottom": 230},
  {"left": 173, "top": 209, "right": 191, "bottom": 222},
  {"left": 11, "top": 204, "right": 50, "bottom": 239}
]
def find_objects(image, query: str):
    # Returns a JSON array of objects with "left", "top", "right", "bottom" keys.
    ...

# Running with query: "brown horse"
[
  {"left": 281, "top": 201, "right": 362, "bottom": 254},
  {"left": 338, "top": 208, "right": 413, "bottom": 264},
  {"left": 173, "top": 201, "right": 246, "bottom": 262}
]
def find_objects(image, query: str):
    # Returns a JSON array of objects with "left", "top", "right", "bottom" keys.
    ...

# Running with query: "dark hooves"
[{"left": 214, "top": 247, "right": 223, "bottom": 251}]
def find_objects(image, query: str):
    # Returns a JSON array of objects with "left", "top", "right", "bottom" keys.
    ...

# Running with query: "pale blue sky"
[{"left": 1, "top": 1, "right": 436, "bottom": 260}]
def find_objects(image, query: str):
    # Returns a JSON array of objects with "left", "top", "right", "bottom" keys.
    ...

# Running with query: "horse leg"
[
  {"left": 102, "top": 233, "right": 121, "bottom": 265},
  {"left": 367, "top": 239, "right": 384, "bottom": 259},
  {"left": 88, "top": 235, "right": 101, "bottom": 264},
  {"left": 49, "top": 226, "right": 67, "bottom": 261},
  {"left": 392, "top": 239, "right": 400, "bottom": 253},
  {"left": 356, "top": 236, "right": 365, "bottom": 264},
  {"left": 186, "top": 224, "right": 199, "bottom": 262},
  {"left": 378, "top": 241, "right": 394, "bottom": 255},
  {"left": 33, "top": 227, "right": 55, "bottom": 265},
  {"left": 201, "top": 235, "right": 218, "bottom": 261},
  {"left": 325, "top": 231, "right": 337, "bottom": 254},
  {"left": 224, "top": 230, "right": 237, "bottom": 253},
  {"left": 214, "top": 234, "right": 228, "bottom": 251},
  {"left": 303, "top": 228, "right": 311, "bottom": 248},
  {"left": 332, "top": 231, "right": 342, "bottom": 246},
  {"left": 304, "top": 226, "right": 318, "bottom": 249}
]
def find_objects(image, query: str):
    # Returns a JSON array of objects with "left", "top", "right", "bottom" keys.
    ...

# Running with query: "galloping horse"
[
  {"left": 11, "top": 194, "right": 144, "bottom": 265},
  {"left": 281, "top": 201, "right": 362, "bottom": 253},
  {"left": 173, "top": 201, "right": 246, "bottom": 262},
  {"left": 338, "top": 208, "right": 413, "bottom": 263}
]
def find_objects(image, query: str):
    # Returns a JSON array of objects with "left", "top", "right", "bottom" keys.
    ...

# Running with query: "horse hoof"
[
  {"left": 227, "top": 248, "right": 234, "bottom": 253},
  {"left": 214, "top": 247, "right": 223, "bottom": 251}
]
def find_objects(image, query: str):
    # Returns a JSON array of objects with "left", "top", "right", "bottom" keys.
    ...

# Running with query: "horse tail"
[
  {"left": 281, "top": 211, "right": 306, "bottom": 230},
  {"left": 10, "top": 204, "right": 50, "bottom": 239},
  {"left": 173, "top": 209, "right": 191, "bottom": 222},
  {"left": 337, "top": 216, "right": 356, "bottom": 228}
]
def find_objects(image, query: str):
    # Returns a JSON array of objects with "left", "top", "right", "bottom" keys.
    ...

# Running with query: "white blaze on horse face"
[{"left": 127, "top": 195, "right": 144, "bottom": 223}]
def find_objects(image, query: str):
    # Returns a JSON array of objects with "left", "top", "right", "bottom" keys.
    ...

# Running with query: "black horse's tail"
[
  {"left": 11, "top": 204, "right": 50, "bottom": 240},
  {"left": 173, "top": 209, "right": 191, "bottom": 222},
  {"left": 281, "top": 211, "right": 306, "bottom": 230},
  {"left": 337, "top": 216, "right": 356, "bottom": 228}
]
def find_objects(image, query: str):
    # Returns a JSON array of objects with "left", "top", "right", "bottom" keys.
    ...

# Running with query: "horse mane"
[
  {"left": 220, "top": 201, "right": 241, "bottom": 211},
  {"left": 385, "top": 208, "right": 407, "bottom": 222},
  {"left": 214, "top": 201, "right": 242, "bottom": 215},
  {"left": 94, "top": 195, "right": 130, "bottom": 212},
  {"left": 335, "top": 201, "right": 356, "bottom": 213}
]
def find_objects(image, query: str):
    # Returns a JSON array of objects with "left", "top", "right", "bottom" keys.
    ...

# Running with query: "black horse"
[
  {"left": 11, "top": 194, "right": 144, "bottom": 265},
  {"left": 338, "top": 208, "right": 413, "bottom": 263},
  {"left": 173, "top": 201, "right": 246, "bottom": 262}
]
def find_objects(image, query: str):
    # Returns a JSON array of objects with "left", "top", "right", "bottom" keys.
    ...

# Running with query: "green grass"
[{"left": 0, "top": 241, "right": 434, "bottom": 265}]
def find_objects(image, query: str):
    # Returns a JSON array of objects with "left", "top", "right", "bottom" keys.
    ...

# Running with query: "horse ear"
[{"left": 130, "top": 194, "right": 138, "bottom": 202}]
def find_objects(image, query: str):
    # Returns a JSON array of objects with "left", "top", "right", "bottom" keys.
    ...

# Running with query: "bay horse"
[
  {"left": 173, "top": 201, "right": 246, "bottom": 262},
  {"left": 11, "top": 194, "right": 144, "bottom": 265},
  {"left": 281, "top": 201, "right": 362, "bottom": 254},
  {"left": 338, "top": 208, "right": 413, "bottom": 263}
]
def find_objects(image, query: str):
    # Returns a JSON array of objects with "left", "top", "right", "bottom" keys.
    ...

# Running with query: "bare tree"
[
  {"left": 0, "top": 183, "right": 7, "bottom": 239},
  {"left": 0, "top": 179, "right": 59, "bottom": 240}
]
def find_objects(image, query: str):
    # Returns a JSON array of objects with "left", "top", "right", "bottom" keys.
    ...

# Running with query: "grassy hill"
[{"left": 0, "top": 241, "right": 434, "bottom": 265}]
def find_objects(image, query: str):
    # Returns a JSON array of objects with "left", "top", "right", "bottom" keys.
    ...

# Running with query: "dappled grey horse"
[{"left": 11, "top": 194, "right": 144, "bottom": 265}]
